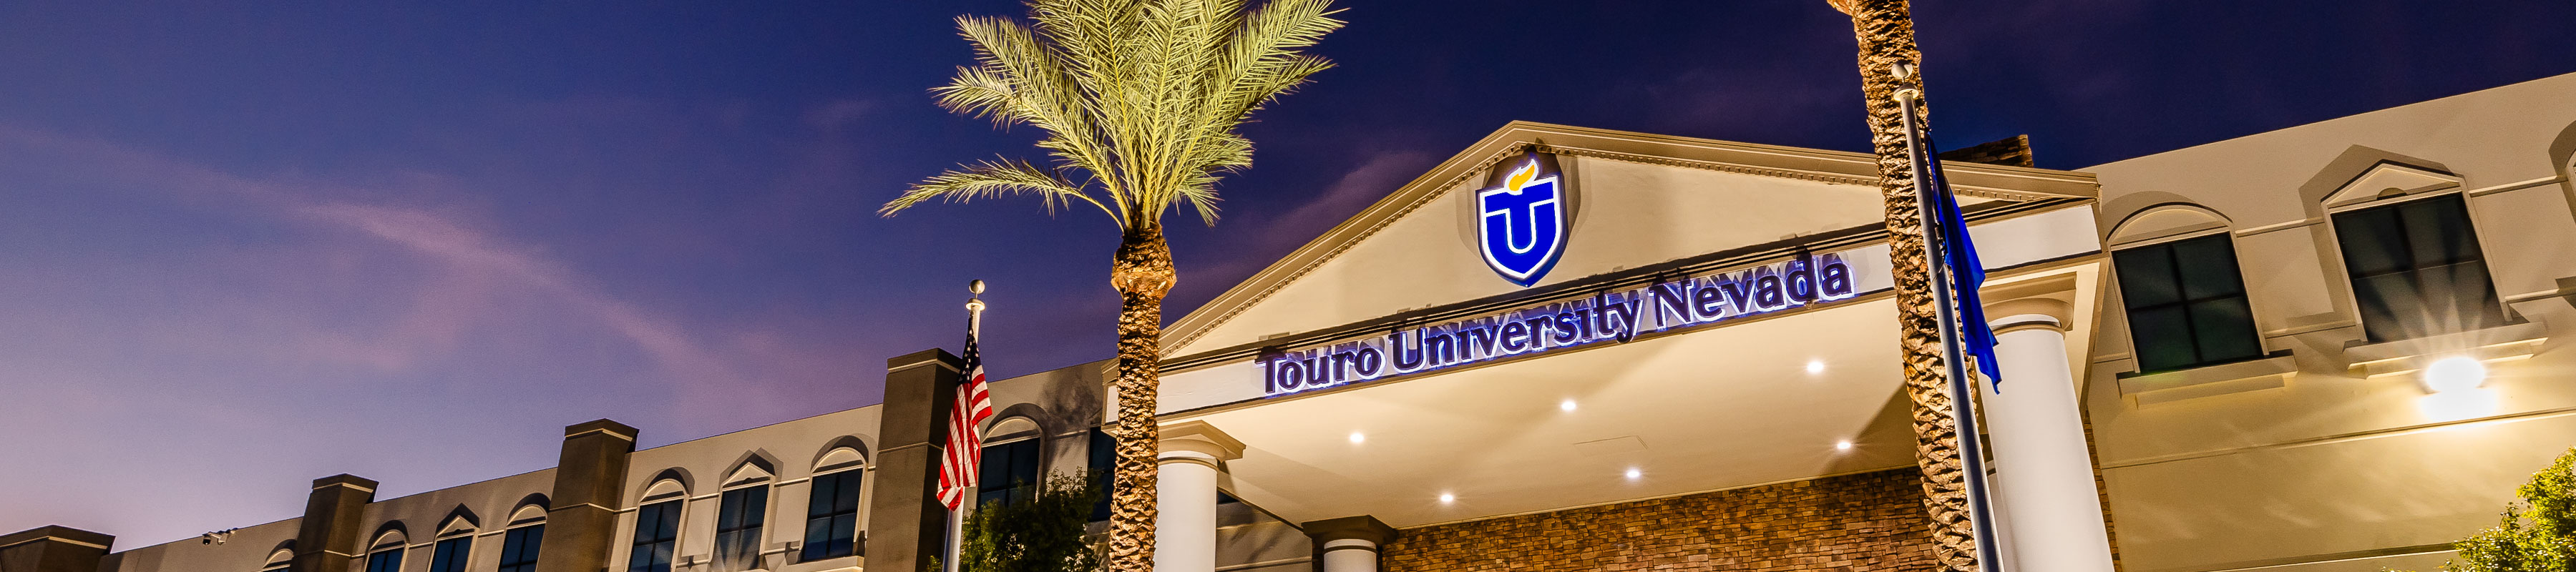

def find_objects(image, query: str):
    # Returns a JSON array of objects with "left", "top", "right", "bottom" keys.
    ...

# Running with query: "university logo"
[{"left": 1475, "top": 152, "right": 1570, "bottom": 286}]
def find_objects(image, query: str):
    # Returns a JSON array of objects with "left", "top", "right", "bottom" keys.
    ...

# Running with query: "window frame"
[
  {"left": 425, "top": 535, "right": 471, "bottom": 572},
  {"left": 364, "top": 546, "right": 405, "bottom": 572},
  {"left": 2111, "top": 230, "right": 2269, "bottom": 373},
  {"left": 2324, "top": 192, "right": 2511, "bottom": 342},
  {"left": 495, "top": 524, "right": 543, "bottom": 572},
  {"left": 976, "top": 435, "right": 1045, "bottom": 508},
  {"left": 713, "top": 483, "right": 771, "bottom": 571},
  {"left": 799, "top": 468, "right": 865, "bottom": 563},
  {"left": 627, "top": 499, "right": 683, "bottom": 572}
]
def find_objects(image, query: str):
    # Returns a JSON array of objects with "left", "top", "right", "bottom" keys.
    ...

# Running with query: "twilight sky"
[{"left": 2, "top": 0, "right": 2570, "bottom": 547}]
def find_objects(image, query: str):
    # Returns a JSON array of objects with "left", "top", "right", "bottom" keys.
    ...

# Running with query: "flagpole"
[
  {"left": 1891, "top": 64, "right": 2004, "bottom": 571},
  {"left": 946, "top": 280, "right": 987, "bottom": 572}
]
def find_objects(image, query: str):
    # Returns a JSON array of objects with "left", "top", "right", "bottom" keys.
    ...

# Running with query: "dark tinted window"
[
  {"left": 426, "top": 538, "right": 469, "bottom": 572},
  {"left": 978, "top": 438, "right": 1043, "bottom": 508},
  {"left": 714, "top": 486, "right": 768, "bottom": 571},
  {"left": 1089, "top": 428, "right": 1115, "bottom": 521},
  {"left": 2114, "top": 234, "right": 2264, "bottom": 371},
  {"left": 365, "top": 548, "right": 404, "bottom": 572},
  {"left": 2333, "top": 195, "right": 2506, "bottom": 341},
  {"left": 627, "top": 500, "right": 680, "bottom": 572},
  {"left": 496, "top": 526, "right": 542, "bottom": 572},
  {"left": 801, "top": 470, "right": 863, "bottom": 562}
]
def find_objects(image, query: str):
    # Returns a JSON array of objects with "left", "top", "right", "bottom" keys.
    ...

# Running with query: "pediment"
[
  {"left": 1161, "top": 122, "right": 2099, "bottom": 358},
  {"left": 2324, "top": 161, "right": 2462, "bottom": 209}
]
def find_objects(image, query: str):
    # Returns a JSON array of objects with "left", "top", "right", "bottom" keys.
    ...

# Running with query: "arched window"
[
  {"left": 978, "top": 418, "right": 1044, "bottom": 507},
  {"left": 497, "top": 502, "right": 547, "bottom": 572},
  {"left": 365, "top": 528, "right": 407, "bottom": 572},
  {"left": 801, "top": 445, "right": 867, "bottom": 563},
  {"left": 2107, "top": 204, "right": 2264, "bottom": 372},
  {"left": 260, "top": 548, "right": 293, "bottom": 572},
  {"left": 628, "top": 478, "right": 686, "bottom": 572}
]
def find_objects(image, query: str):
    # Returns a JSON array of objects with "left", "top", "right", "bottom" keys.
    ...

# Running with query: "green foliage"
[
  {"left": 959, "top": 473, "right": 1106, "bottom": 572},
  {"left": 2422, "top": 447, "right": 2576, "bottom": 572},
  {"left": 880, "top": 0, "right": 1347, "bottom": 230}
]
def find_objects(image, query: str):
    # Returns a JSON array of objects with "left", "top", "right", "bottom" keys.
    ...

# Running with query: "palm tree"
[
  {"left": 1825, "top": 0, "right": 1981, "bottom": 570},
  {"left": 879, "top": 2, "right": 1344, "bottom": 571}
]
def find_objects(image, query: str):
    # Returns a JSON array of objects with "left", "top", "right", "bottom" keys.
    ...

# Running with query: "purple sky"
[{"left": 2, "top": 0, "right": 2570, "bottom": 548}]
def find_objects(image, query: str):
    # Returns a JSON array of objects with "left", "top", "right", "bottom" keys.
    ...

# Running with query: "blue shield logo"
[{"left": 1476, "top": 157, "right": 1568, "bottom": 286}]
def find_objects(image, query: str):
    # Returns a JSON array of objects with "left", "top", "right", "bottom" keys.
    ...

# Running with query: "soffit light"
[
  {"left": 1835, "top": 440, "right": 1854, "bottom": 452},
  {"left": 1806, "top": 360, "right": 1826, "bottom": 375},
  {"left": 2422, "top": 356, "right": 2487, "bottom": 393},
  {"left": 1348, "top": 432, "right": 1365, "bottom": 445},
  {"left": 1559, "top": 399, "right": 1578, "bottom": 413}
]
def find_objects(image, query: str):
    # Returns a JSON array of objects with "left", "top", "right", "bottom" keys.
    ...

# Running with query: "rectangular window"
[
  {"left": 1089, "top": 428, "right": 1115, "bottom": 522},
  {"left": 427, "top": 538, "right": 469, "bottom": 572},
  {"left": 977, "top": 438, "right": 1043, "bottom": 508},
  {"left": 2114, "top": 233, "right": 2264, "bottom": 372},
  {"left": 628, "top": 500, "right": 680, "bottom": 572},
  {"left": 496, "top": 525, "right": 543, "bottom": 572},
  {"left": 366, "top": 548, "right": 404, "bottom": 572},
  {"left": 801, "top": 470, "right": 863, "bottom": 562},
  {"left": 2334, "top": 194, "right": 2506, "bottom": 341},
  {"left": 714, "top": 486, "right": 769, "bottom": 571}
]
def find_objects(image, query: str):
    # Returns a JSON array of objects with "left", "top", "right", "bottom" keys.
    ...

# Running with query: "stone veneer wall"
[{"left": 1380, "top": 468, "right": 1936, "bottom": 571}]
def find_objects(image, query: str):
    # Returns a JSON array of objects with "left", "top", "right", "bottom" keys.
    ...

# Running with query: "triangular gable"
[
  {"left": 2323, "top": 160, "right": 2462, "bottom": 209},
  {"left": 1162, "top": 122, "right": 2096, "bottom": 358}
]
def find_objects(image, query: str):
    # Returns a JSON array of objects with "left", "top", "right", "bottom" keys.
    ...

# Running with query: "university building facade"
[{"left": 9, "top": 72, "right": 2576, "bottom": 572}]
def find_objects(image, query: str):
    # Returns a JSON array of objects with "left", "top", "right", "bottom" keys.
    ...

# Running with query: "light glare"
[
  {"left": 1806, "top": 360, "right": 1826, "bottom": 375},
  {"left": 1559, "top": 399, "right": 1578, "bottom": 412},
  {"left": 1438, "top": 493, "right": 1455, "bottom": 503},
  {"left": 1835, "top": 440, "right": 1854, "bottom": 451},
  {"left": 1349, "top": 432, "right": 1366, "bottom": 444},
  {"left": 1624, "top": 468, "right": 1642, "bottom": 480},
  {"left": 2423, "top": 356, "right": 2487, "bottom": 393}
]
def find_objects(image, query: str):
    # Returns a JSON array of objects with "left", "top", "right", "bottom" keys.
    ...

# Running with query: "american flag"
[{"left": 935, "top": 323, "right": 994, "bottom": 511}]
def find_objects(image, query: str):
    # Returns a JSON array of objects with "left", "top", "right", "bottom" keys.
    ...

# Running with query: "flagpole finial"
[{"left": 966, "top": 280, "right": 987, "bottom": 317}]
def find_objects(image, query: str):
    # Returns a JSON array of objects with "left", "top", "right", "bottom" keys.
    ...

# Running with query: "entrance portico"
[{"left": 1140, "top": 122, "right": 2117, "bottom": 571}]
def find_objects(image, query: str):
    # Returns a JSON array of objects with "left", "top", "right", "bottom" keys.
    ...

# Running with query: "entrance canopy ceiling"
[{"left": 1181, "top": 296, "right": 1919, "bottom": 528}]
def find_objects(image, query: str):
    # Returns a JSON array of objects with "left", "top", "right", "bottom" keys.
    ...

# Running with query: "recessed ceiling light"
[
  {"left": 1349, "top": 432, "right": 1366, "bottom": 444},
  {"left": 1835, "top": 440, "right": 1854, "bottom": 451},
  {"left": 1624, "top": 468, "right": 1642, "bottom": 480},
  {"left": 1806, "top": 360, "right": 1826, "bottom": 375},
  {"left": 1438, "top": 493, "right": 1455, "bottom": 503},
  {"left": 1559, "top": 399, "right": 1578, "bottom": 412}
]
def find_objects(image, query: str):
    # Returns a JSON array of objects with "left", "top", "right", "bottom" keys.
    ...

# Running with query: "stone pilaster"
[
  {"left": 537, "top": 419, "right": 637, "bottom": 572},
  {"left": 0, "top": 526, "right": 114, "bottom": 572},
  {"left": 866, "top": 348, "right": 965, "bottom": 572},
  {"left": 292, "top": 474, "right": 376, "bottom": 572}
]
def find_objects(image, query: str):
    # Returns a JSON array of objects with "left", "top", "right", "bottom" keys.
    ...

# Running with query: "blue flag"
[{"left": 1921, "top": 145, "right": 2004, "bottom": 391}]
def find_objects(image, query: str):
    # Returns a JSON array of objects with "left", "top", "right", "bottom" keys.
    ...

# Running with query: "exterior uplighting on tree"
[{"left": 879, "top": 2, "right": 1346, "bottom": 571}]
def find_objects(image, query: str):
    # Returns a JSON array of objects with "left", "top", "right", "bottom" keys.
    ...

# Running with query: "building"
[{"left": 9, "top": 72, "right": 2575, "bottom": 572}]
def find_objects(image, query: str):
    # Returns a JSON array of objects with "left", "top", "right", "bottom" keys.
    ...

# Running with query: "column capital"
[
  {"left": 1301, "top": 516, "right": 1399, "bottom": 546},
  {"left": 1158, "top": 420, "right": 1245, "bottom": 462},
  {"left": 1986, "top": 297, "right": 2072, "bottom": 334}
]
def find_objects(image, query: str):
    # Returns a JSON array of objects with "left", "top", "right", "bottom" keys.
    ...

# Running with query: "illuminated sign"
[
  {"left": 1259, "top": 251, "right": 1859, "bottom": 397},
  {"left": 1477, "top": 152, "right": 1570, "bottom": 286}
]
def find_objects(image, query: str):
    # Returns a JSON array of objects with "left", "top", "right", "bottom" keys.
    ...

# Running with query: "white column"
[
  {"left": 1319, "top": 539, "right": 1380, "bottom": 572},
  {"left": 1157, "top": 422, "right": 1244, "bottom": 572},
  {"left": 1302, "top": 516, "right": 1397, "bottom": 572},
  {"left": 1984, "top": 311, "right": 2117, "bottom": 572}
]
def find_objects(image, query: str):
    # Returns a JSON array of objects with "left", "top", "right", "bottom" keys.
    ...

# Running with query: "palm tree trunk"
[
  {"left": 1835, "top": 0, "right": 1983, "bottom": 570},
  {"left": 1104, "top": 223, "right": 1176, "bottom": 572}
]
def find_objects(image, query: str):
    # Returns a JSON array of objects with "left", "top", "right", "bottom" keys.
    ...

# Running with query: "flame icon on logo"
[{"left": 1504, "top": 159, "right": 1538, "bottom": 192}]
